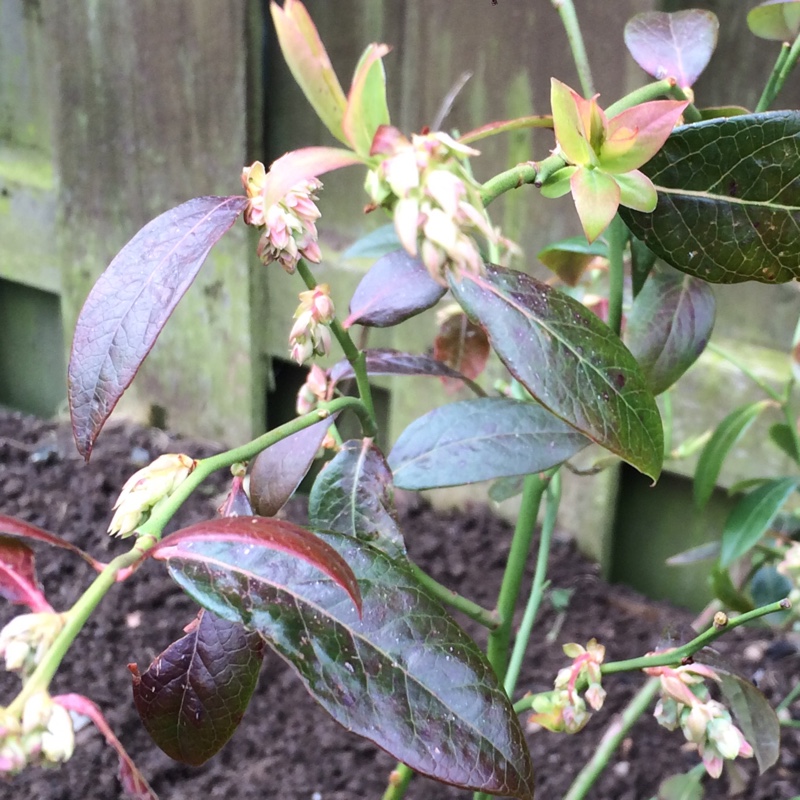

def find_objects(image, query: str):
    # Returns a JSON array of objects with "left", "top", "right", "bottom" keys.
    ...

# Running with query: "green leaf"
[
  {"left": 537, "top": 235, "right": 608, "bottom": 286},
  {"left": 343, "top": 44, "right": 391, "bottom": 156},
  {"left": 768, "top": 421, "right": 800, "bottom": 463},
  {"left": 693, "top": 400, "right": 774, "bottom": 509},
  {"left": 665, "top": 541, "right": 720, "bottom": 566},
  {"left": 709, "top": 565, "right": 754, "bottom": 612},
  {"left": 388, "top": 397, "right": 589, "bottom": 490},
  {"left": 488, "top": 475, "right": 526, "bottom": 503},
  {"left": 130, "top": 610, "right": 264, "bottom": 765},
  {"left": 620, "top": 112, "right": 800, "bottom": 284},
  {"left": 625, "top": 271, "right": 715, "bottom": 395},
  {"left": 750, "top": 564, "right": 793, "bottom": 610},
  {"left": 715, "top": 669, "right": 781, "bottom": 773},
  {"left": 449, "top": 265, "right": 663, "bottom": 480},
  {"left": 270, "top": 0, "right": 348, "bottom": 143},
  {"left": 630, "top": 237, "right": 657, "bottom": 297},
  {"left": 309, "top": 439, "right": 405, "bottom": 558},
  {"left": 656, "top": 770, "right": 704, "bottom": 800},
  {"left": 720, "top": 477, "right": 799, "bottom": 566},
  {"left": 167, "top": 533, "right": 535, "bottom": 799},
  {"left": 748, "top": 0, "right": 800, "bottom": 41}
]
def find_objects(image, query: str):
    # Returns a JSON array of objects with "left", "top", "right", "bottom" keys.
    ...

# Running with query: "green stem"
[
  {"left": 777, "top": 679, "right": 800, "bottom": 713},
  {"left": 381, "top": 763, "right": 414, "bottom": 800},
  {"left": 601, "top": 599, "right": 790, "bottom": 675},
  {"left": 706, "top": 342, "right": 784, "bottom": 403},
  {"left": 408, "top": 562, "right": 501, "bottom": 630},
  {"left": 605, "top": 79, "right": 678, "bottom": 118},
  {"left": 480, "top": 162, "right": 539, "bottom": 207},
  {"left": 562, "top": 678, "right": 661, "bottom": 800},
  {"left": 756, "top": 33, "right": 800, "bottom": 113},
  {"left": 504, "top": 471, "right": 561, "bottom": 697},
  {"left": 486, "top": 472, "right": 550, "bottom": 681},
  {"left": 459, "top": 115, "right": 553, "bottom": 145},
  {"left": 665, "top": 84, "right": 702, "bottom": 123},
  {"left": 551, "top": 0, "right": 595, "bottom": 98},
  {"left": 606, "top": 215, "right": 626, "bottom": 336},
  {"left": 296, "top": 259, "right": 377, "bottom": 435}
]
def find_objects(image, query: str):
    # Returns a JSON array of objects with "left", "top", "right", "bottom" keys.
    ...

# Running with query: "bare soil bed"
[{"left": 1, "top": 409, "right": 798, "bottom": 799}]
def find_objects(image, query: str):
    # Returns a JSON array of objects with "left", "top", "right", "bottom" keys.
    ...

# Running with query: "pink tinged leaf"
[
  {"left": 0, "top": 537, "right": 52, "bottom": 612},
  {"left": 344, "top": 250, "right": 446, "bottom": 328},
  {"left": 433, "top": 311, "right": 490, "bottom": 391},
  {"left": 53, "top": 694, "right": 158, "bottom": 800},
  {"left": 600, "top": 100, "right": 688, "bottom": 173},
  {"left": 248, "top": 416, "right": 334, "bottom": 517},
  {"left": 130, "top": 610, "right": 264, "bottom": 766},
  {"left": 68, "top": 196, "right": 247, "bottom": 460},
  {"left": 614, "top": 170, "right": 657, "bottom": 213},
  {"left": 458, "top": 115, "right": 553, "bottom": 145},
  {"left": 539, "top": 165, "right": 578, "bottom": 199},
  {"left": 570, "top": 168, "right": 620, "bottom": 243},
  {"left": 328, "top": 349, "right": 486, "bottom": 397},
  {"left": 369, "top": 123, "right": 409, "bottom": 156},
  {"left": 747, "top": 0, "right": 800, "bottom": 42},
  {"left": 550, "top": 79, "right": 594, "bottom": 166},
  {"left": 342, "top": 43, "right": 392, "bottom": 156},
  {"left": 624, "top": 10, "right": 719, "bottom": 88},
  {"left": 152, "top": 516, "right": 362, "bottom": 616},
  {"left": 269, "top": 0, "right": 348, "bottom": 143},
  {"left": 0, "top": 514, "right": 105, "bottom": 572},
  {"left": 262, "top": 147, "right": 362, "bottom": 209}
]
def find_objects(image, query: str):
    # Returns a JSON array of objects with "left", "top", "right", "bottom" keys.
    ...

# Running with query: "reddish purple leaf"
[
  {"left": 130, "top": 609, "right": 264, "bottom": 766},
  {"left": 328, "top": 349, "right": 485, "bottom": 396},
  {"left": 152, "top": 516, "right": 362, "bottom": 615},
  {"left": 262, "top": 147, "right": 362, "bottom": 209},
  {"left": 0, "top": 514, "right": 105, "bottom": 571},
  {"left": 217, "top": 475, "right": 254, "bottom": 518},
  {"left": 0, "top": 537, "right": 52, "bottom": 612},
  {"left": 249, "top": 416, "right": 333, "bottom": 517},
  {"left": 68, "top": 195, "right": 247, "bottom": 459},
  {"left": 344, "top": 250, "right": 446, "bottom": 328},
  {"left": 624, "top": 10, "right": 719, "bottom": 88},
  {"left": 54, "top": 693, "right": 158, "bottom": 800},
  {"left": 433, "top": 311, "right": 490, "bottom": 392}
]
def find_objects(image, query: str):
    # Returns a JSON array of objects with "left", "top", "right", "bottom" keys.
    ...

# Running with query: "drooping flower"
[
  {"left": 542, "top": 79, "right": 687, "bottom": 242},
  {"left": 289, "top": 285, "right": 335, "bottom": 365},
  {"left": 365, "top": 126, "right": 517, "bottom": 283},
  {"left": 108, "top": 453, "right": 197, "bottom": 537},
  {"left": 241, "top": 160, "right": 322, "bottom": 273},
  {"left": 296, "top": 364, "right": 329, "bottom": 415},
  {"left": 0, "top": 612, "right": 66, "bottom": 677}
]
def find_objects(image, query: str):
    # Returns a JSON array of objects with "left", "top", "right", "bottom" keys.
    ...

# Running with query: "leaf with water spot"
[
  {"left": 620, "top": 112, "right": 800, "bottom": 284},
  {"left": 449, "top": 265, "right": 663, "bottom": 479}
]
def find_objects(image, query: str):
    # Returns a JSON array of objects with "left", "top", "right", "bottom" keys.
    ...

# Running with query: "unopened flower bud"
[
  {"left": 108, "top": 453, "right": 197, "bottom": 537},
  {"left": 296, "top": 364, "right": 328, "bottom": 415},
  {"left": 40, "top": 703, "right": 74, "bottom": 763},
  {"left": 0, "top": 612, "right": 66, "bottom": 677}
]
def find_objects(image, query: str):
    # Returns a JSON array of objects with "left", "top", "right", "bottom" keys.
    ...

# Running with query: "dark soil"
[{"left": 1, "top": 410, "right": 798, "bottom": 800}]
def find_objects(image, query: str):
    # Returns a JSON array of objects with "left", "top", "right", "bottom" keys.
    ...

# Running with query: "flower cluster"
[
  {"left": 108, "top": 453, "right": 197, "bottom": 537},
  {"left": 528, "top": 639, "right": 606, "bottom": 734},
  {"left": 0, "top": 693, "right": 74, "bottom": 774},
  {"left": 241, "top": 160, "right": 322, "bottom": 273},
  {"left": 645, "top": 661, "right": 753, "bottom": 778},
  {"left": 289, "top": 285, "right": 335, "bottom": 365},
  {"left": 0, "top": 612, "right": 66, "bottom": 678},
  {"left": 296, "top": 364, "right": 329, "bottom": 415},
  {"left": 365, "top": 126, "right": 516, "bottom": 284}
]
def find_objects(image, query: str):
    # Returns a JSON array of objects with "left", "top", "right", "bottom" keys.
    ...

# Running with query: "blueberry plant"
[{"left": 2, "top": 2, "right": 800, "bottom": 798}]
